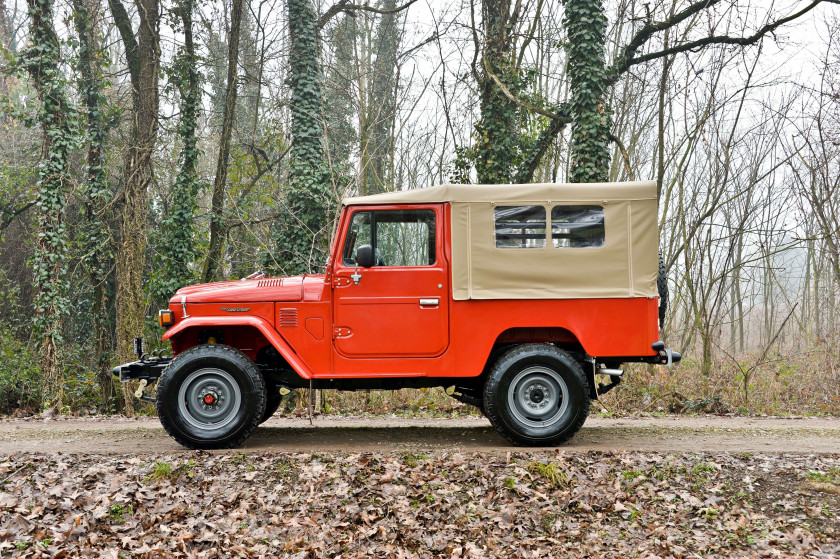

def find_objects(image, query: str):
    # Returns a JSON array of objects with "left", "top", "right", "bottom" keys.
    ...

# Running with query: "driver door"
[{"left": 332, "top": 206, "right": 449, "bottom": 359}]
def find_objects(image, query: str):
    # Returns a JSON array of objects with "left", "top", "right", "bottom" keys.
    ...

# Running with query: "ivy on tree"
[
  {"left": 454, "top": 0, "right": 570, "bottom": 185},
  {"left": 269, "top": 0, "right": 337, "bottom": 275},
  {"left": 20, "top": 0, "right": 81, "bottom": 406},
  {"left": 151, "top": 0, "right": 203, "bottom": 300},
  {"left": 564, "top": 0, "right": 610, "bottom": 183},
  {"left": 72, "top": 0, "right": 116, "bottom": 408}
]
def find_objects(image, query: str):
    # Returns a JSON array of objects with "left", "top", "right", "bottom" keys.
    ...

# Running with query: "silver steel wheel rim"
[
  {"left": 507, "top": 366, "right": 569, "bottom": 428},
  {"left": 177, "top": 368, "right": 242, "bottom": 431}
]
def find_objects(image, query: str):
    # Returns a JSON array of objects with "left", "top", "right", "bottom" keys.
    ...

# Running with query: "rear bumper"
[
  {"left": 604, "top": 341, "right": 682, "bottom": 366},
  {"left": 648, "top": 341, "right": 682, "bottom": 366}
]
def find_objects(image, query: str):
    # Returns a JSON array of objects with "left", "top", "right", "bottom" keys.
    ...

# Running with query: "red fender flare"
[{"left": 162, "top": 316, "right": 313, "bottom": 379}]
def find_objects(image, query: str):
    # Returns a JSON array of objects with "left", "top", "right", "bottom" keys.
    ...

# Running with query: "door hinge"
[
  {"left": 333, "top": 276, "right": 351, "bottom": 287},
  {"left": 333, "top": 326, "right": 352, "bottom": 339}
]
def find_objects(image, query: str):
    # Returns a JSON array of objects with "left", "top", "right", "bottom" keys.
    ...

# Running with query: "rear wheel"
[
  {"left": 156, "top": 345, "right": 266, "bottom": 449},
  {"left": 483, "top": 344, "right": 589, "bottom": 446}
]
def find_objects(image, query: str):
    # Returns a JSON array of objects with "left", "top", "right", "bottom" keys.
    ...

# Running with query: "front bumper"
[{"left": 112, "top": 356, "right": 172, "bottom": 383}]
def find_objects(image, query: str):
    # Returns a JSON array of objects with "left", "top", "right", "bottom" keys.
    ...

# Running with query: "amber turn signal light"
[{"left": 158, "top": 309, "right": 175, "bottom": 328}]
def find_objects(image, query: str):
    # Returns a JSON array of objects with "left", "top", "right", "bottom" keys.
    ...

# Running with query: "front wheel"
[
  {"left": 260, "top": 391, "right": 283, "bottom": 424},
  {"left": 156, "top": 344, "right": 266, "bottom": 449},
  {"left": 483, "top": 344, "right": 590, "bottom": 446}
]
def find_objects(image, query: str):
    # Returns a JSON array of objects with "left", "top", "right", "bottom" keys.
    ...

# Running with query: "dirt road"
[{"left": 1, "top": 415, "right": 839, "bottom": 454}]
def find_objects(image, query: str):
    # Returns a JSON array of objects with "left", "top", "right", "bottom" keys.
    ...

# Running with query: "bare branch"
[
  {"left": 319, "top": 0, "right": 417, "bottom": 28},
  {"left": 609, "top": 133, "right": 635, "bottom": 181},
  {"left": 607, "top": 0, "right": 837, "bottom": 83},
  {"left": 106, "top": 0, "right": 139, "bottom": 88},
  {"left": 0, "top": 201, "right": 36, "bottom": 231},
  {"left": 608, "top": 0, "right": 724, "bottom": 81},
  {"left": 482, "top": 56, "right": 572, "bottom": 123}
]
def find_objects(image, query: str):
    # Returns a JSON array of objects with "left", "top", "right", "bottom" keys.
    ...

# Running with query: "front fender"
[{"left": 162, "top": 316, "right": 313, "bottom": 379}]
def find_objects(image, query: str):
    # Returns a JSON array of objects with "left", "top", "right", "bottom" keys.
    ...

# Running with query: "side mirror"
[{"left": 355, "top": 244, "right": 375, "bottom": 268}]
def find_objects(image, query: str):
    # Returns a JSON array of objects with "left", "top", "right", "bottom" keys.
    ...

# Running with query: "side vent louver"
[
  {"left": 278, "top": 308, "right": 298, "bottom": 328},
  {"left": 257, "top": 278, "right": 284, "bottom": 288}
]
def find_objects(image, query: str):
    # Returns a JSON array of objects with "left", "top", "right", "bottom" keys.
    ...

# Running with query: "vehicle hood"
[{"left": 171, "top": 274, "right": 326, "bottom": 304}]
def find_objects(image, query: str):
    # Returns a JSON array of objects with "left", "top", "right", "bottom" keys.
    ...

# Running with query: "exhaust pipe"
[{"left": 596, "top": 368, "right": 624, "bottom": 377}]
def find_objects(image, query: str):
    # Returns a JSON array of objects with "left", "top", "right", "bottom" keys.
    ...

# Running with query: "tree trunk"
[
  {"left": 202, "top": 0, "right": 244, "bottom": 283},
  {"left": 73, "top": 0, "right": 115, "bottom": 409},
  {"left": 362, "top": 0, "right": 400, "bottom": 194},
  {"left": 815, "top": 247, "right": 822, "bottom": 340},
  {"left": 150, "top": 0, "right": 202, "bottom": 302},
  {"left": 24, "top": 0, "right": 77, "bottom": 407},
  {"left": 655, "top": 29, "right": 671, "bottom": 199},
  {"left": 269, "top": 0, "right": 336, "bottom": 275},
  {"left": 564, "top": 0, "right": 610, "bottom": 183},
  {"left": 108, "top": 0, "right": 160, "bottom": 415},
  {"left": 474, "top": 0, "right": 519, "bottom": 184},
  {"left": 700, "top": 328, "right": 712, "bottom": 378},
  {"left": 288, "top": 0, "right": 324, "bottom": 167}
]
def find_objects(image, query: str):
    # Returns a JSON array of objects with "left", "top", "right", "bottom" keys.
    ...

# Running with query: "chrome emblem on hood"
[{"left": 220, "top": 307, "right": 251, "bottom": 312}]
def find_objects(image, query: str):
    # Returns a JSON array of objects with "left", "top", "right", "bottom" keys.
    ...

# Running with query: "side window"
[
  {"left": 495, "top": 206, "right": 546, "bottom": 248},
  {"left": 342, "top": 211, "right": 372, "bottom": 265},
  {"left": 375, "top": 210, "right": 436, "bottom": 266},
  {"left": 342, "top": 209, "right": 436, "bottom": 266},
  {"left": 551, "top": 205, "right": 605, "bottom": 248}
]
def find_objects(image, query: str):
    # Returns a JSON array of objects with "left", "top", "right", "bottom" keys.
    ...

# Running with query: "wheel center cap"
[
  {"left": 530, "top": 389, "right": 544, "bottom": 403},
  {"left": 204, "top": 393, "right": 217, "bottom": 405}
]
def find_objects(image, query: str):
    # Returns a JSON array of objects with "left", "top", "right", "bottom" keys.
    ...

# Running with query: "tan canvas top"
[
  {"left": 344, "top": 181, "right": 659, "bottom": 300},
  {"left": 344, "top": 181, "right": 657, "bottom": 206}
]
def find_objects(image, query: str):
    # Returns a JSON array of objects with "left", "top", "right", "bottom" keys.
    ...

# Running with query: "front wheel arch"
[{"left": 163, "top": 317, "right": 314, "bottom": 379}]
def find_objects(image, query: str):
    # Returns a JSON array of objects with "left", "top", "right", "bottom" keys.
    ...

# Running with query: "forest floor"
[{"left": 2, "top": 416, "right": 840, "bottom": 557}]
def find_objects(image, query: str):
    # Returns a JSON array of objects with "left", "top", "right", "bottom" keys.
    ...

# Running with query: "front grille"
[{"left": 278, "top": 308, "right": 298, "bottom": 327}]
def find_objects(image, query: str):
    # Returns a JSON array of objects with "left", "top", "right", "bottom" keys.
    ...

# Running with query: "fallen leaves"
[{"left": 0, "top": 451, "right": 838, "bottom": 557}]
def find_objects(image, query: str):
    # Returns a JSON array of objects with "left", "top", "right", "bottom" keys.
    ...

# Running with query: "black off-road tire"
[
  {"left": 483, "top": 344, "right": 590, "bottom": 446},
  {"left": 156, "top": 344, "right": 266, "bottom": 450},
  {"left": 658, "top": 253, "right": 669, "bottom": 329},
  {"left": 260, "top": 393, "right": 283, "bottom": 424}
]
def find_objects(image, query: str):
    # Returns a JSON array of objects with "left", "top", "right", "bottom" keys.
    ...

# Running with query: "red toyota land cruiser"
[{"left": 114, "top": 181, "right": 680, "bottom": 449}]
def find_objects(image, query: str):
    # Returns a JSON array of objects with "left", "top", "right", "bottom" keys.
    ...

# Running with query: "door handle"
[{"left": 419, "top": 298, "right": 439, "bottom": 307}]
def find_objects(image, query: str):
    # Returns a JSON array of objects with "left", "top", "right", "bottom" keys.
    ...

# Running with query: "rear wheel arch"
[{"left": 481, "top": 327, "right": 587, "bottom": 377}]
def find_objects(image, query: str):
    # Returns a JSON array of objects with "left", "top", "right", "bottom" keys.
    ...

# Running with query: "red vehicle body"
[{"left": 115, "top": 181, "right": 680, "bottom": 449}]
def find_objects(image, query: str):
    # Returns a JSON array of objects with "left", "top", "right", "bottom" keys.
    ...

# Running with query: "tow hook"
[
  {"left": 133, "top": 379, "right": 157, "bottom": 404},
  {"left": 652, "top": 341, "right": 682, "bottom": 367},
  {"left": 134, "top": 379, "right": 148, "bottom": 399}
]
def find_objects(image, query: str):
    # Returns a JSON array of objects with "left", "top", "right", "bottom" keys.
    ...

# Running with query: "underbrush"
[
  {"left": 278, "top": 387, "right": 482, "bottom": 418},
  {"left": 601, "top": 344, "right": 840, "bottom": 416},
  {"left": 2, "top": 341, "right": 838, "bottom": 418},
  {"left": 0, "top": 331, "right": 42, "bottom": 414},
  {"left": 0, "top": 331, "right": 116, "bottom": 416}
]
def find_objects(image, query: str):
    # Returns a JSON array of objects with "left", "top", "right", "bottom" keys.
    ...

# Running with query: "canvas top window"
[
  {"left": 342, "top": 209, "right": 436, "bottom": 266},
  {"left": 494, "top": 206, "right": 547, "bottom": 248},
  {"left": 551, "top": 205, "right": 605, "bottom": 248}
]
